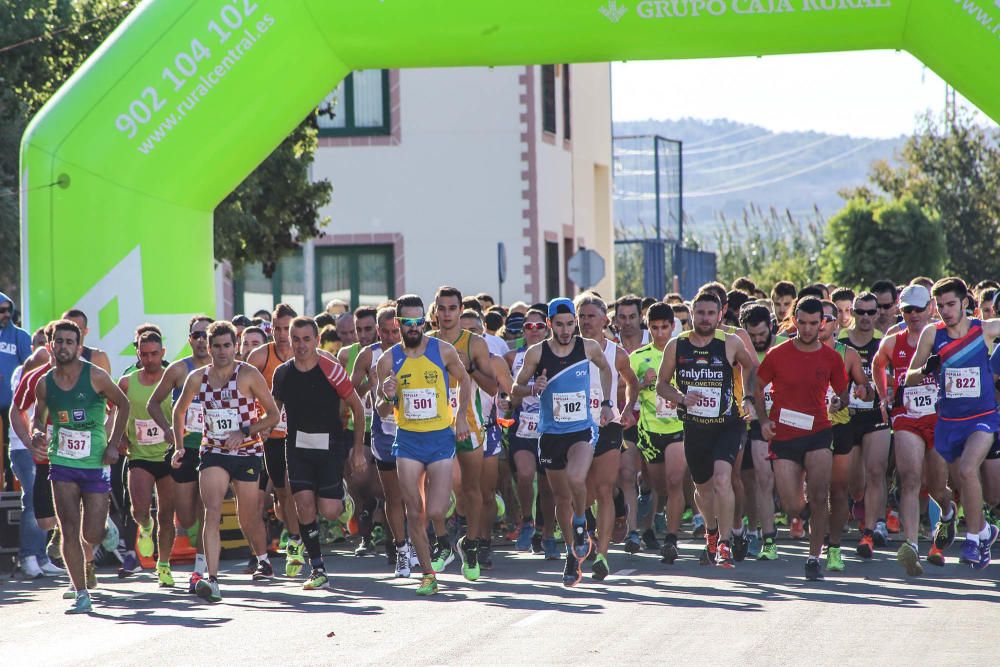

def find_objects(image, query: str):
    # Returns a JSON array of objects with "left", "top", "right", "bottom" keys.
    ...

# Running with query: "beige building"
[{"left": 228, "top": 64, "right": 614, "bottom": 316}]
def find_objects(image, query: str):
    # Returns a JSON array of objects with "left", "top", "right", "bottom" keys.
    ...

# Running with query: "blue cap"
[{"left": 547, "top": 298, "right": 576, "bottom": 318}]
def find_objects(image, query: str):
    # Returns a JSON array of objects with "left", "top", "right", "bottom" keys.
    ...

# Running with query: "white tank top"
[{"left": 589, "top": 339, "right": 620, "bottom": 422}]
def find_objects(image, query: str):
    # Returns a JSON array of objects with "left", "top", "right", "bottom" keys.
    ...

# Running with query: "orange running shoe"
[
  {"left": 926, "top": 543, "right": 946, "bottom": 567},
  {"left": 701, "top": 530, "right": 719, "bottom": 565},
  {"left": 886, "top": 511, "right": 901, "bottom": 534},
  {"left": 857, "top": 533, "right": 874, "bottom": 559},
  {"left": 790, "top": 517, "right": 806, "bottom": 540},
  {"left": 716, "top": 540, "right": 735, "bottom": 569}
]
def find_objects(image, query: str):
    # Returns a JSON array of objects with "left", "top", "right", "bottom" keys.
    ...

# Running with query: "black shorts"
[
  {"left": 508, "top": 430, "right": 539, "bottom": 458},
  {"left": 848, "top": 410, "right": 889, "bottom": 444},
  {"left": 682, "top": 420, "right": 744, "bottom": 485},
  {"left": 287, "top": 444, "right": 346, "bottom": 500},
  {"left": 831, "top": 423, "right": 854, "bottom": 456},
  {"left": 623, "top": 424, "right": 639, "bottom": 445},
  {"left": 168, "top": 446, "right": 200, "bottom": 484},
  {"left": 33, "top": 461, "right": 55, "bottom": 520},
  {"left": 128, "top": 458, "right": 172, "bottom": 480},
  {"left": 641, "top": 430, "right": 684, "bottom": 464},
  {"left": 199, "top": 452, "right": 262, "bottom": 483},
  {"left": 375, "top": 458, "right": 397, "bottom": 472},
  {"left": 740, "top": 430, "right": 754, "bottom": 471},
  {"left": 770, "top": 429, "right": 834, "bottom": 466},
  {"left": 262, "top": 437, "right": 287, "bottom": 489},
  {"left": 748, "top": 420, "right": 764, "bottom": 443},
  {"left": 538, "top": 427, "right": 596, "bottom": 471},
  {"left": 595, "top": 423, "right": 624, "bottom": 457}
]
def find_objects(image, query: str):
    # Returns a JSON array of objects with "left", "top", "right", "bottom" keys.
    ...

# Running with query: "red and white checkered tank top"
[{"left": 198, "top": 363, "right": 263, "bottom": 456}]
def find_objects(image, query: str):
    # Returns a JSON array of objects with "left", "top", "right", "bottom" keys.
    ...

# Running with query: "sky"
[{"left": 612, "top": 50, "right": 994, "bottom": 139}]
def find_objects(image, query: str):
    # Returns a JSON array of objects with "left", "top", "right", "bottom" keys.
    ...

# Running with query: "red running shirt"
[{"left": 757, "top": 341, "right": 848, "bottom": 442}]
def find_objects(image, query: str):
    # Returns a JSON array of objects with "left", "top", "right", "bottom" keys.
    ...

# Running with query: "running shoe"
[
  {"left": 85, "top": 561, "right": 97, "bottom": 589},
  {"left": 757, "top": 537, "right": 778, "bottom": 561},
  {"left": 47, "top": 528, "right": 62, "bottom": 563},
  {"left": 285, "top": 540, "right": 305, "bottom": 577},
  {"left": 682, "top": 507, "right": 694, "bottom": 523},
  {"left": 371, "top": 524, "right": 386, "bottom": 546},
  {"left": 415, "top": 573, "right": 438, "bottom": 596},
  {"left": 531, "top": 532, "right": 544, "bottom": 555},
  {"left": 973, "top": 524, "right": 999, "bottom": 571},
  {"left": 623, "top": 530, "right": 642, "bottom": 554},
  {"left": 242, "top": 555, "right": 257, "bottom": 575},
  {"left": 732, "top": 530, "right": 750, "bottom": 562},
  {"left": 637, "top": 492, "right": 652, "bottom": 521},
  {"left": 856, "top": 533, "right": 874, "bottom": 559},
  {"left": 896, "top": 542, "right": 923, "bottom": 577},
  {"left": 478, "top": 541, "right": 494, "bottom": 570},
  {"left": 430, "top": 543, "right": 455, "bottom": 573},
  {"left": 40, "top": 560, "right": 66, "bottom": 576},
  {"left": 100, "top": 517, "right": 120, "bottom": 553},
  {"left": 118, "top": 551, "right": 141, "bottom": 578},
  {"left": 886, "top": 511, "right": 901, "bottom": 534},
  {"left": 457, "top": 536, "right": 481, "bottom": 581},
  {"left": 804, "top": 558, "right": 824, "bottom": 581},
  {"left": 959, "top": 538, "right": 980, "bottom": 566},
  {"left": 790, "top": 517, "right": 806, "bottom": 540},
  {"left": 156, "top": 563, "right": 175, "bottom": 588},
  {"left": 188, "top": 571, "right": 203, "bottom": 594},
  {"left": 933, "top": 501, "right": 958, "bottom": 550},
  {"left": 826, "top": 546, "right": 845, "bottom": 572},
  {"left": 715, "top": 540, "right": 735, "bottom": 569},
  {"left": 395, "top": 545, "right": 411, "bottom": 578},
  {"left": 592, "top": 553, "right": 609, "bottom": 581},
  {"left": 303, "top": 570, "right": 329, "bottom": 590},
  {"left": 660, "top": 540, "right": 679, "bottom": 565},
  {"left": 67, "top": 592, "right": 93, "bottom": 614},
  {"left": 641, "top": 528, "right": 660, "bottom": 552},
  {"left": 572, "top": 519, "right": 592, "bottom": 560},
  {"left": 926, "top": 544, "right": 946, "bottom": 567},
  {"left": 516, "top": 521, "right": 535, "bottom": 551},
  {"left": 542, "top": 537, "right": 561, "bottom": 560},
  {"left": 354, "top": 537, "right": 375, "bottom": 557},
  {"left": 252, "top": 559, "right": 274, "bottom": 581},
  {"left": 654, "top": 513, "right": 668, "bottom": 537},
  {"left": 700, "top": 531, "right": 719, "bottom": 566},
  {"left": 692, "top": 514, "right": 706, "bottom": 538},
  {"left": 873, "top": 521, "right": 889, "bottom": 548},
  {"left": 562, "top": 553, "right": 582, "bottom": 587},
  {"left": 137, "top": 520, "right": 155, "bottom": 559},
  {"left": 746, "top": 532, "right": 761, "bottom": 560},
  {"left": 63, "top": 586, "right": 76, "bottom": 600},
  {"left": 774, "top": 511, "right": 789, "bottom": 527},
  {"left": 278, "top": 528, "right": 289, "bottom": 552},
  {"left": 195, "top": 577, "right": 214, "bottom": 601},
  {"left": 408, "top": 540, "right": 420, "bottom": 568}
]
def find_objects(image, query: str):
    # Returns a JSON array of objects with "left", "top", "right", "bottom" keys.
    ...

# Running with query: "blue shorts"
[
  {"left": 393, "top": 427, "right": 456, "bottom": 466},
  {"left": 371, "top": 428, "right": 396, "bottom": 464},
  {"left": 934, "top": 411, "right": 1000, "bottom": 463},
  {"left": 484, "top": 422, "right": 502, "bottom": 458},
  {"left": 49, "top": 464, "right": 112, "bottom": 494}
]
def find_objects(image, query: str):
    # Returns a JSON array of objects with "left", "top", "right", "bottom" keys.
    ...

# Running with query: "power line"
[{"left": 0, "top": 2, "right": 132, "bottom": 56}]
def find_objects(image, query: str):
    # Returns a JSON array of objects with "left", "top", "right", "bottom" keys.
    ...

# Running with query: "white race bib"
[
  {"left": 275, "top": 406, "right": 287, "bottom": 432},
  {"left": 449, "top": 387, "right": 459, "bottom": 411},
  {"left": 552, "top": 391, "right": 587, "bottom": 423},
  {"left": 402, "top": 388, "right": 438, "bottom": 420},
  {"left": 763, "top": 382, "right": 774, "bottom": 413},
  {"left": 380, "top": 412, "right": 398, "bottom": 436},
  {"left": 687, "top": 387, "right": 722, "bottom": 419},
  {"left": 848, "top": 385, "right": 874, "bottom": 410},
  {"left": 903, "top": 384, "right": 937, "bottom": 417},
  {"left": 57, "top": 428, "right": 92, "bottom": 460},
  {"left": 135, "top": 418, "right": 165, "bottom": 446},
  {"left": 295, "top": 431, "right": 330, "bottom": 450},
  {"left": 516, "top": 411, "right": 540, "bottom": 439},
  {"left": 205, "top": 408, "right": 240, "bottom": 440},
  {"left": 185, "top": 404, "right": 205, "bottom": 433},
  {"left": 589, "top": 388, "right": 603, "bottom": 412},
  {"left": 655, "top": 395, "right": 678, "bottom": 420},
  {"left": 945, "top": 367, "right": 980, "bottom": 398},
  {"left": 778, "top": 408, "right": 815, "bottom": 431},
  {"left": 363, "top": 394, "right": 374, "bottom": 420}
]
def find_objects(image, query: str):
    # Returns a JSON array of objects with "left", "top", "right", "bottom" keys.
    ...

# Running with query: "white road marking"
[
  {"left": 513, "top": 610, "right": 555, "bottom": 627},
  {"left": 615, "top": 568, "right": 636, "bottom": 576}
]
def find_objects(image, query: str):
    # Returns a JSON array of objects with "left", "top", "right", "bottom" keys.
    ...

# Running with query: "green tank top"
[
  {"left": 829, "top": 342, "right": 851, "bottom": 425},
  {"left": 629, "top": 343, "right": 683, "bottom": 435},
  {"left": 125, "top": 369, "right": 172, "bottom": 462},
  {"left": 343, "top": 343, "right": 371, "bottom": 432},
  {"left": 47, "top": 360, "right": 108, "bottom": 469}
]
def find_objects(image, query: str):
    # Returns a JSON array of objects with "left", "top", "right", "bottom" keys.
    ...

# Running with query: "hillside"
[{"left": 612, "top": 118, "right": 905, "bottom": 248}]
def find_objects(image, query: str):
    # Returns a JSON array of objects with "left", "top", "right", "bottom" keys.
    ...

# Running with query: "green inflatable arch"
[{"left": 19, "top": 0, "right": 1000, "bottom": 365}]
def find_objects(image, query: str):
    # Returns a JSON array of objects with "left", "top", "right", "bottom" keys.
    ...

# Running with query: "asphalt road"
[{"left": 3, "top": 533, "right": 998, "bottom": 665}]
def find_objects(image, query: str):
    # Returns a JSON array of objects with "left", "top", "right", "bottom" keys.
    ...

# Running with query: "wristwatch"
[{"left": 600, "top": 399, "right": 613, "bottom": 408}]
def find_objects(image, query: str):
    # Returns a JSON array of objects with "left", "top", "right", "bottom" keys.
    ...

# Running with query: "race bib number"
[
  {"left": 205, "top": 408, "right": 240, "bottom": 440},
  {"left": 275, "top": 407, "right": 287, "bottom": 432},
  {"left": 185, "top": 404, "right": 205, "bottom": 433},
  {"left": 903, "top": 384, "right": 937, "bottom": 417},
  {"left": 778, "top": 408, "right": 815, "bottom": 432},
  {"left": 687, "top": 387, "right": 722, "bottom": 419},
  {"left": 655, "top": 395, "right": 678, "bottom": 420},
  {"left": 849, "top": 384, "right": 874, "bottom": 410},
  {"left": 589, "top": 389, "right": 602, "bottom": 412},
  {"left": 57, "top": 428, "right": 92, "bottom": 460},
  {"left": 402, "top": 389, "right": 438, "bottom": 420},
  {"left": 135, "top": 418, "right": 164, "bottom": 446},
  {"left": 552, "top": 391, "right": 587, "bottom": 423},
  {"left": 364, "top": 394, "right": 374, "bottom": 420},
  {"left": 295, "top": 431, "right": 330, "bottom": 451},
  {"left": 763, "top": 382, "right": 774, "bottom": 413},
  {"left": 516, "top": 411, "right": 540, "bottom": 439},
  {"left": 449, "top": 388, "right": 459, "bottom": 411},
  {"left": 945, "top": 367, "right": 980, "bottom": 399}
]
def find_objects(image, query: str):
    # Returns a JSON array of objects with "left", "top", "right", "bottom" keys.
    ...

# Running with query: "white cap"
[{"left": 899, "top": 284, "right": 931, "bottom": 309}]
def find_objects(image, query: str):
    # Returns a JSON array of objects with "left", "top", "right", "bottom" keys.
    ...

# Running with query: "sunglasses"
[
  {"left": 189, "top": 331, "right": 207, "bottom": 340},
  {"left": 876, "top": 303, "right": 895, "bottom": 310},
  {"left": 901, "top": 306, "right": 927, "bottom": 314},
  {"left": 853, "top": 308, "right": 876, "bottom": 316},
  {"left": 0, "top": 306, "right": 10, "bottom": 314},
  {"left": 398, "top": 317, "right": 426, "bottom": 328},
  {"left": 524, "top": 322, "right": 547, "bottom": 331}
]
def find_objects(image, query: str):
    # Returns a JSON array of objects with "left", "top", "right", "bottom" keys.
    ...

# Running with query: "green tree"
[
  {"left": 1, "top": 0, "right": 331, "bottom": 303},
  {"left": 821, "top": 196, "right": 947, "bottom": 288},
  {"left": 850, "top": 110, "right": 1000, "bottom": 282},
  {"left": 714, "top": 204, "right": 825, "bottom": 291}
]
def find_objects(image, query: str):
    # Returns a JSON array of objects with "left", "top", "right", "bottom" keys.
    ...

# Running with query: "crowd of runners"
[{"left": 4, "top": 274, "right": 1000, "bottom": 612}]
